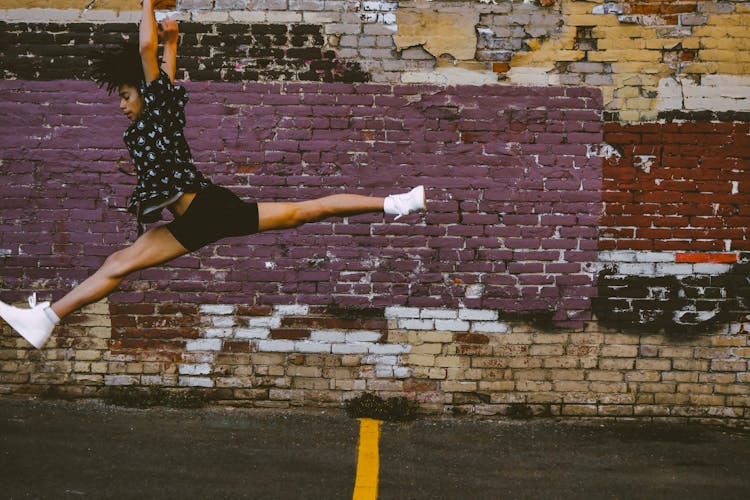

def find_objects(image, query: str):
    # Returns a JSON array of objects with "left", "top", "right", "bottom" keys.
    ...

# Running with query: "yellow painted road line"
[{"left": 352, "top": 418, "right": 382, "bottom": 500}]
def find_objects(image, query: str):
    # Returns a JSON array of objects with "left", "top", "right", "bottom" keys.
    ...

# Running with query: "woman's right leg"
[{"left": 50, "top": 225, "right": 189, "bottom": 319}]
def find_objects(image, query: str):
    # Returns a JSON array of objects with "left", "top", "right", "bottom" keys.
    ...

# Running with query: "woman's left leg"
[{"left": 257, "top": 194, "right": 384, "bottom": 232}]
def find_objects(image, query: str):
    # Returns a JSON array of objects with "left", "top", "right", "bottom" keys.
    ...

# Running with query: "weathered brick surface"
[
  {"left": 0, "top": 21, "right": 368, "bottom": 82},
  {"left": 0, "top": 79, "right": 602, "bottom": 326}
]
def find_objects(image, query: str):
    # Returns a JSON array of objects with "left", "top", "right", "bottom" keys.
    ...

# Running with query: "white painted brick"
[
  {"left": 398, "top": 319, "right": 435, "bottom": 330},
  {"left": 229, "top": 11, "right": 268, "bottom": 23},
  {"left": 420, "top": 308, "right": 457, "bottom": 319},
  {"left": 332, "top": 343, "right": 370, "bottom": 354},
  {"left": 191, "top": 11, "right": 230, "bottom": 22},
  {"left": 655, "top": 263, "right": 694, "bottom": 276},
  {"left": 199, "top": 304, "right": 235, "bottom": 315},
  {"left": 635, "top": 252, "right": 674, "bottom": 263},
  {"left": 393, "top": 367, "right": 412, "bottom": 379},
  {"left": 345, "top": 331, "right": 382, "bottom": 342},
  {"left": 2, "top": 8, "right": 79, "bottom": 22},
  {"left": 141, "top": 375, "right": 166, "bottom": 386},
  {"left": 369, "top": 344, "right": 411, "bottom": 355},
  {"left": 471, "top": 321, "right": 510, "bottom": 334},
  {"left": 186, "top": 339, "right": 222, "bottom": 351},
  {"left": 458, "top": 309, "right": 498, "bottom": 321},
  {"left": 375, "top": 366, "right": 394, "bottom": 378},
  {"left": 104, "top": 375, "right": 138, "bottom": 386},
  {"left": 310, "top": 330, "right": 347, "bottom": 343},
  {"left": 435, "top": 319, "right": 471, "bottom": 332},
  {"left": 295, "top": 342, "right": 332, "bottom": 353},
  {"left": 598, "top": 250, "right": 636, "bottom": 262},
  {"left": 179, "top": 364, "right": 211, "bottom": 375},
  {"left": 204, "top": 328, "right": 233, "bottom": 338},
  {"left": 303, "top": 12, "right": 340, "bottom": 23},
  {"left": 179, "top": 377, "right": 214, "bottom": 388},
  {"left": 211, "top": 316, "right": 236, "bottom": 327},
  {"left": 617, "top": 263, "right": 656, "bottom": 275},
  {"left": 234, "top": 328, "right": 270, "bottom": 339},
  {"left": 266, "top": 12, "right": 303, "bottom": 23},
  {"left": 247, "top": 316, "right": 281, "bottom": 328},
  {"left": 385, "top": 306, "right": 421, "bottom": 319},
  {"left": 275, "top": 304, "right": 309, "bottom": 316},
  {"left": 693, "top": 263, "right": 732, "bottom": 275},
  {"left": 257, "top": 340, "right": 296, "bottom": 352},
  {"left": 363, "top": 355, "right": 398, "bottom": 365}
]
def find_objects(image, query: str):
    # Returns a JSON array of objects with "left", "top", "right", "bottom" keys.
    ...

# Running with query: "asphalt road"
[{"left": 1, "top": 399, "right": 749, "bottom": 499}]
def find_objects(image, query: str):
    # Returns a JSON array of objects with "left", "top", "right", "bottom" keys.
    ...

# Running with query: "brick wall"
[{"left": 1, "top": 1, "right": 749, "bottom": 427}]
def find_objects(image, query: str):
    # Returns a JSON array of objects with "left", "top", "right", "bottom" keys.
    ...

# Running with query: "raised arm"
[
  {"left": 139, "top": 0, "right": 160, "bottom": 83},
  {"left": 158, "top": 20, "right": 179, "bottom": 83}
]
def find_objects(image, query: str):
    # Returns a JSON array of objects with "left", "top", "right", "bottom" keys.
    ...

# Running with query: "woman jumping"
[{"left": 0, "top": 1, "right": 426, "bottom": 349}]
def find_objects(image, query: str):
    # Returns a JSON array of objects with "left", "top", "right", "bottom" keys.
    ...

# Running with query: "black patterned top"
[{"left": 123, "top": 69, "right": 211, "bottom": 226}]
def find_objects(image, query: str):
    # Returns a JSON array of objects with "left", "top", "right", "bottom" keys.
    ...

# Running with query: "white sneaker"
[
  {"left": 384, "top": 185, "right": 426, "bottom": 219},
  {"left": 0, "top": 293, "right": 55, "bottom": 349}
]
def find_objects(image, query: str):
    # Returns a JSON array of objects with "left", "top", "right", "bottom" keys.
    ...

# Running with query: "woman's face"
[{"left": 118, "top": 84, "right": 144, "bottom": 121}]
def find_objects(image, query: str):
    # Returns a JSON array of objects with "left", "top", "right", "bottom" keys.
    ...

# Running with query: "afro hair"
[{"left": 91, "top": 43, "right": 145, "bottom": 95}]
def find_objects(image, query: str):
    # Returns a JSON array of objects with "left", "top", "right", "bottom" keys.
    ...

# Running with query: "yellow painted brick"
[
  {"left": 636, "top": 394, "right": 655, "bottom": 404},
  {"left": 73, "top": 362, "right": 90, "bottom": 373},
  {"left": 698, "top": 373, "right": 737, "bottom": 384},
  {"left": 601, "top": 345, "right": 639, "bottom": 358},
  {"left": 690, "top": 394, "right": 726, "bottom": 406},
  {"left": 570, "top": 333, "right": 604, "bottom": 344},
  {"left": 543, "top": 356, "right": 580, "bottom": 369},
  {"left": 623, "top": 97, "right": 656, "bottom": 110},
  {"left": 655, "top": 393, "right": 690, "bottom": 405},
  {"left": 549, "top": 369, "right": 585, "bottom": 381},
  {"left": 424, "top": 367, "right": 447, "bottom": 380},
  {"left": 533, "top": 333, "right": 568, "bottom": 344},
  {"left": 553, "top": 380, "right": 590, "bottom": 392},
  {"left": 598, "top": 405, "right": 633, "bottom": 416},
  {"left": 251, "top": 353, "right": 285, "bottom": 365},
  {"left": 701, "top": 49, "right": 750, "bottom": 62},
  {"left": 599, "top": 393, "right": 636, "bottom": 405},
  {"left": 671, "top": 357, "right": 708, "bottom": 370},
  {"left": 416, "top": 331, "right": 454, "bottom": 343},
  {"left": 292, "top": 378, "right": 329, "bottom": 390},
  {"left": 590, "top": 382, "right": 628, "bottom": 393},
  {"left": 529, "top": 345, "right": 565, "bottom": 356},
  {"left": 713, "top": 384, "right": 750, "bottom": 395},
  {"left": 662, "top": 371, "right": 699, "bottom": 383},
  {"left": 405, "top": 354, "right": 435, "bottom": 366},
  {"left": 446, "top": 368, "right": 483, "bottom": 380},
  {"left": 507, "top": 358, "right": 543, "bottom": 369},
  {"left": 567, "top": 14, "right": 621, "bottom": 27},
  {"left": 711, "top": 336, "right": 747, "bottom": 347},
  {"left": 527, "top": 392, "right": 563, "bottom": 404},
  {"left": 512, "top": 369, "right": 549, "bottom": 381},
  {"left": 625, "top": 370, "right": 660, "bottom": 382},
  {"left": 562, "top": 404, "right": 598, "bottom": 416},
  {"left": 74, "top": 350, "right": 102, "bottom": 361},
  {"left": 587, "top": 370, "right": 624, "bottom": 382},
  {"left": 411, "top": 343, "right": 443, "bottom": 355},
  {"left": 287, "top": 366, "right": 322, "bottom": 378},
  {"left": 635, "top": 405, "right": 670, "bottom": 416},
  {"left": 341, "top": 355, "right": 361, "bottom": 367},
  {"left": 478, "top": 380, "right": 515, "bottom": 391},
  {"left": 555, "top": 50, "right": 587, "bottom": 61},
  {"left": 471, "top": 357, "right": 509, "bottom": 369},
  {"left": 434, "top": 356, "right": 470, "bottom": 368},
  {"left": 516, "top": 380, "right": 552, "bottom": 392},
  {"left": 635, "top": 359, "right": 671, "bottom": 371},
  {"left": 366, "top": 380, "right": 404, "bottom": 391},
  {"left": 638, "top": 382, "right": 676, "bottom": 393},
  {"left": 677, "top": 383, "right": 712, "bottom": 394},
  {"left": 442, "top": 381, "right": 477, "bottom": 392},
  {"left": 727, "top": 395, "right": 750, "bottom": 406},
  {"left": 494, "top": 334, "right": 533, "bottom": 345}
]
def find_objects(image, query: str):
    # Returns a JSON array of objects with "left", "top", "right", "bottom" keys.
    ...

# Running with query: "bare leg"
[
  {"left": 50, "top": 226, "right": 188, "bottom": 320},
  {"left": 257, "top": 194, "right": 384, "bottom": 232}
]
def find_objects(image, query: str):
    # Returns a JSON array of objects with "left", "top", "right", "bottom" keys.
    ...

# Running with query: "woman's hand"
[{"left": 157, "top": 20, "right": 179, "bottom": 45}]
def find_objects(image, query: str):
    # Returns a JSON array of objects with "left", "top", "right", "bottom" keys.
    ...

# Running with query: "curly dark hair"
[{"left": 91, "top": 43, "right": 145, "bottom": 95}]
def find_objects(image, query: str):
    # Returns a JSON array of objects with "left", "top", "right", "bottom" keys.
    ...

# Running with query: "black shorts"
[{"left": 166, "top": 184, "right": 259, "bottom": 252}]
